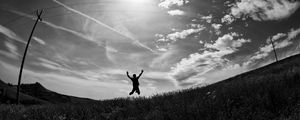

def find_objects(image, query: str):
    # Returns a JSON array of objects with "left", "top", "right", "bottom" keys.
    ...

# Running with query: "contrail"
[
  {"left": 0, "top": 25, "right": 27, "bottom": 44},
  {"left": 53, "top": 0, "right": 157, "bottom": 53},
  {"left": 10, "top": 10, "right": 103, "bottom": 46}
]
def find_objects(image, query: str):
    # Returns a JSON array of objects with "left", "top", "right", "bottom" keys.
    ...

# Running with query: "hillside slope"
[
  {"left": 0, "top": 80, "right": 48, "bottom": 104},
  {"left": 18, "top": 82, "right": 94, "bottom": 103},
  {"left": 0, "top": 80, "right": 94, "bottom": 104},
  {"left": 1, "top": 54, "right": 300, "bottom": 120}
]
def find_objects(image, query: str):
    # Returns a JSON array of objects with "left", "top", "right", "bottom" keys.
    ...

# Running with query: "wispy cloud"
[
  {"left": 32, "top": 36, "right": 46, "bottom": 45},
  {"left": 159, "top": 0, "right": 189, "bottom": 9},
  {"left": 221, "top": 14, "right": 234, "bottom": 24},
  {"left": 229, "top": 0, "right": 300, "bottom": 21},
  {"left": 167, "top": 9, "right": 185, "bottom": 16},
  {"left": 0, "top": 25, "right": 23, "bottom": 59},
  {"left": 270, "top": 33, "right": 286, "bottom": 43},
  {"left": 201, "top": 15, "right": 212, "bottom": 23},
  {"left": 0, "top": 24, "right": 25, "bottom": 44},
  {"left": 53, "top": 0, "right": 156, "bottom": 53},
  {"left": 150, "top": 48, "right": 181, "bottom": 69},
  {"left": 0, "top": 50, "right": 18, "bottom": 59},
  {"left": 158, "top": 27, "right": 205, "bottom": 42},
  {"left": 9, "top": 9, "right": 119, "bottom": 59},
  {"left": 245, "top": 28, "right": 300, "bottom": 66},
  {"left": 5, "top": 41, "right": 19, "bottom": 57},
  {"left": 170, "top": 33, "right": 250, "bottom": 86},
  {"left": 288, "top": 28, "right": 300, "bottom": 40},
  {"left": 205, "top": 33, "right": 250, "bottom": 51},
  {"left": 9, "top": 10, "right": 102, "bottom": 44},
  {"left": 36, "top": 57, "right": 63, "bottom": 70},
  {"left": 0, "top": 41, "right": 20, "bottom": 59},
  {"left": 211, "top": 23, "right": 222, "bottom": 35}
]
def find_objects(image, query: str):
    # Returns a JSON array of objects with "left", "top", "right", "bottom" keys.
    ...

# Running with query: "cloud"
[
  {"left": 167, "top": 9, "right": 185, "bottom": 16},
  {"left": 211, "top": 23, "right": 222, "bottom": 30},
  {"left": 32, "top": 36, "right": 46, "bottom": 45},
  {"left": 245, "top": 28, "right": 300, "bottom": 65},
  {"left": 288, "top": 28, "right": 300, "bottom": 40},
  {"left": 154, "top": 27, "right": 205, "bottom": 53},
  {"left": 221, "top": 14, "right": 235, "bottom": 24},
  {"left": 211, "top": 23, "right": 222, "bottom": 35},
  {"left": 0, "top": 41, "right": 20, "bottom": 59},
  {"left": 157, "top": 48, "right": 168, "bottom": 52},
  {"left": 5, "top": 41, "right": 19, "bottom": 57},
  {"left": 0, "top": 50, "right": 18, "bottom": 59},
  {"left": 200, "top": 63, "right": 248, "bottom": 84},
  {"left": 169, "top": 51, "right": 232, "bottom": 86},
  {"left": 11, "top": 9, "right": 156, "bottom": 58},
  {"left": 270, "top": 33, "right": 286, "bottom": 42},
  {"left": 163, "top": 27, "right": 205, "bottom": 42},
  {"left": 0, "top": 25, "right": 25, "bottom": 44},
  {"left": 170, "top": 33, "right": 250, "bottom": 86},
  {"left": 245, "top": 40, "right": 291, "bottom": 66},
  {"left": 180, "top": 75, "right": 206, "bottom": 86},
  {"left": 205, "top": 33, "right": 250, "bottom": 51},
  {"left": 159, "top": 0, "right": 189, "bottom": 9},
  {"left": 230, "top": 0, "right": 300, "bottom": 21},
  {"left": 150, "top": 48, "right": 181, "bottom": 70},
  {"left": 10, "top": 10, "right": 101, "bottom": 45},
  {"left": 142, "top": 71, "right": 177, "bottom": 86},
  {"left": 170, "top": 52, "right": 220, "bottom": 81},
  {"left": 36, "top": 57, "right": 63, "bottom": 70},
  {"left": 53, "top": 0, "right": 156, "bottom": 53},
  {"left": 201, "top": 15, "right": 213, "bottom": 23},
  {"left": 275, "top": 38, "right": 292, "bottom": 49}
]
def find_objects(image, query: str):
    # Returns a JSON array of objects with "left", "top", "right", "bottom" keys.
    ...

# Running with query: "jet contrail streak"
[
  {"left": 53, "top": 0, "right": 157, "bottom": 53},
  {"left": 0, "top": 25, "right": 27, "bottom": 44},
  {"left": 10, "top": 10, "right": 104, "bottom": 46}
]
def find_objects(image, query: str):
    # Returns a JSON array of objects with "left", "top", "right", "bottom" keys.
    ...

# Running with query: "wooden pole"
[
  {"left": 16, "top": 10, "right": 43, "bottom": 104},
  {"left": 270, "top": 38, "right": 278, "bottom": 62}
]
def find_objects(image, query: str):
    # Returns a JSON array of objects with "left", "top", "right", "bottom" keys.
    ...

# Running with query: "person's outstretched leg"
[
  {"left": 129, "top": 88, "right": 135, "bottom": 95},
  {"left": 136, "top": 87, "right": 140, "bottom": 95}
]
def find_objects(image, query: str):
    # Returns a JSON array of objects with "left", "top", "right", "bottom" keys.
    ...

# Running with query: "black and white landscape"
[{"left": 1, "top": 0, "right": 300, "bottom": 119}]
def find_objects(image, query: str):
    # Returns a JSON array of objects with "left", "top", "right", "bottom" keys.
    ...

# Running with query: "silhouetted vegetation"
[
  {"left": 0, "top": 81, "right": 93, "bottom": 105},
  {"left": 1, "top": 54, "right": 300, "bottom": 120}
]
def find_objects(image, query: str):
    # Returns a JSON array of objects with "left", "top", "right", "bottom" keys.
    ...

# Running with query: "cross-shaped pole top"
[{"left": 36, "top": 9, "right": 43, "bottom": 21}]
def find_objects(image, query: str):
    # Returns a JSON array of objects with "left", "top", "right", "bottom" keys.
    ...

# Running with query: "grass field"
[{"left": 1, "top": 54, "right": 300, "bottom": 120}]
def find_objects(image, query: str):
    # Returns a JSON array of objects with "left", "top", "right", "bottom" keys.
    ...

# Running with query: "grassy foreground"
[{"left": 1, "top": 54, "right": 300, "bottom": 120}]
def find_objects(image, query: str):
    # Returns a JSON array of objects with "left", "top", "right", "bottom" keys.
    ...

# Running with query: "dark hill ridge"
[
  {"left": 17, "top": 82, "right": 94, "bottom": 104},
  {"left": 0, "top": 80, "right": 48, "bottom": 104},
  {"left": 1, "top": 54, "right": 300, "bottom": 120},
  {"left": 0, "top": 80, "right": 95, "bottom": 104}
]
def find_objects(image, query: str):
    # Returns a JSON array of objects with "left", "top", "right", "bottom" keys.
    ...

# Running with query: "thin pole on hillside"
[
  {"left": 16, "top": 10, "right": 43, "bottom": 104},
  {"left": 270, "top": 38, "right": 278, "bottom": 62}
]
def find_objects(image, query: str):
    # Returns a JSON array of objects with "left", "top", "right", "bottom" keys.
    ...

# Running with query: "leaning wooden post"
[
  {"left": 16, "top": 10, "right": 43, "bottom": 104},
  {"left": 270, "top": 38, "right": 278, "bottom": 62}
]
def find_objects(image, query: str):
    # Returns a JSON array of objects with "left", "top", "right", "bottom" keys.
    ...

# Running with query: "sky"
[{"left": 0, "top": 0, "right": 300, "bottom": 100}]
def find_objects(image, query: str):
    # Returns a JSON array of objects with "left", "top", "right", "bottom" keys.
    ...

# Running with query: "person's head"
[{"left": 133, "top": 74, "right": 136, "bottom": 78}]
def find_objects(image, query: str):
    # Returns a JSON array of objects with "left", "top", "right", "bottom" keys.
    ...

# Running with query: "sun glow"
[
  {"left": 121, "top": 0, "right": 153, "bottom": 5},
  {"left": 115, "top": 0, "right": 156, "bottom": 13}
]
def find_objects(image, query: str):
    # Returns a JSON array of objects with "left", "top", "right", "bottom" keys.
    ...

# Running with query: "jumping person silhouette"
[{"left": 127, "top": 70, "right": 143, "bottom": 95}]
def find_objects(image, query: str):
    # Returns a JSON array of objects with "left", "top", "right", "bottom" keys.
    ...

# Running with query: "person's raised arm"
[
  {"left": 126, "top": 71, "right": 132, "bottom": 79},
  {"left": 137, "top": 70, "right": 144, "bottom": 78}
]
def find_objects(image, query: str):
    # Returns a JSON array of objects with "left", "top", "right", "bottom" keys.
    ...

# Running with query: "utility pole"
[
  {"left": 270, "top": 38, "right": 278, "bottom": 62},
  {"left": 16, "top": 10, "right": 43, "bottom": 104}
]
